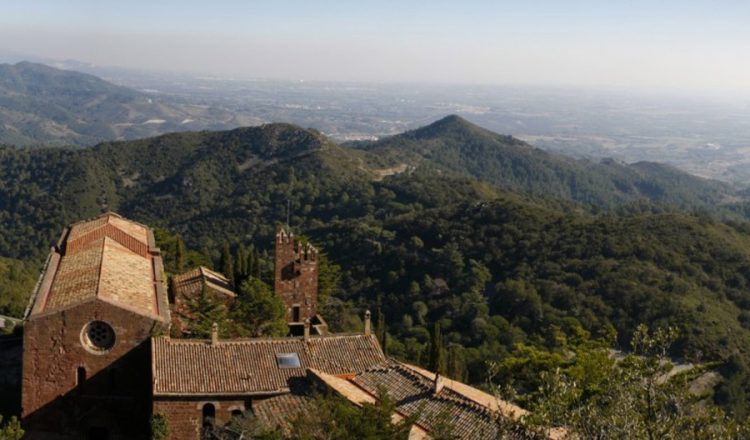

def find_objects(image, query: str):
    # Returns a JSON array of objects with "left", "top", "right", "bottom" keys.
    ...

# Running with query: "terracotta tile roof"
[
  {"left": 307, "top": 369, "right": 430, "bottom": 440},
  {"left": 400, "top": 363, "right": 528, "bottom": 419},
  {"left": 151, "top": 334, "right": 386, "bottom": 396},
  {"left": 26, "top": 213, "right": 169, "bottom": 321},
  {"left": 171, "top": 267, "right": 236, "bottom": 299},
  {"left": 67, "top": 213, "right": 148, "bottom": 245},
  {"left": 253, "top": 393, "right": 314, "bottom": 434},
  {"left": 313, "top": 361, "right": 544, "bottom": 440}
]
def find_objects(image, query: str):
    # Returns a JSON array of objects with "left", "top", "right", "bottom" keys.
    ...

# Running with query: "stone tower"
[{"left": 274, "top": 229, "right": 318, "bottom": 326}]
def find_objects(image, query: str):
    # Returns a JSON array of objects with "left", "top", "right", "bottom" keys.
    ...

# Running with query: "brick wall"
[
  {"left": 22, "top": 300, "right": 166, "bottom": 439},
  {"left": 153, "top": 397, "right": 247, "bottom": 440},
  {"left": 274, "top": 231, "right": 319, "bottom": 324}
]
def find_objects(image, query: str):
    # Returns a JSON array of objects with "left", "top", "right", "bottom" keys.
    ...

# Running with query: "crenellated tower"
[{"left": 274, "top": 229, "right": 319, "bottom": 327}]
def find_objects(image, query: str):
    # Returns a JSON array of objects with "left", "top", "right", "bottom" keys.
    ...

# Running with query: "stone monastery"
[{"left": 20, "top": 213, "right": 542, "bottom": 440}]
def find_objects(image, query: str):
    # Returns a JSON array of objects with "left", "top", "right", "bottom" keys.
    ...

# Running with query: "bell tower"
[{"left": 274, "top": 229, "right": 319, "bottom": 330}]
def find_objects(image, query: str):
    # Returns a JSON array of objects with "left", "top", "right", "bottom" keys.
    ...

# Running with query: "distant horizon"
[
  {"left": 2, "top": 51, "right": 749, "bottom": 106},
  {"left": 1, "top": 1, "right": 749, "bottom": 99}
]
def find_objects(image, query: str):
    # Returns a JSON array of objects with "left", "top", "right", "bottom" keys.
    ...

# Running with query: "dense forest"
[{"left": 3, "top": 117, "right": 750, "bottom": 426}]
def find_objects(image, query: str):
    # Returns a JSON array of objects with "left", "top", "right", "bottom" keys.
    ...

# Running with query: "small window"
[
  {"left": 276, "top": 352, "right": 301, "bottom": 368},
  {"left": 202, "top": 403, "right": 216, "bottom": 428},
  {"left": 77, "top": 367, "right": 87, "bottom": 387},
  {"left": 292, "top": 305, "right": 301, "bottom": 322}
]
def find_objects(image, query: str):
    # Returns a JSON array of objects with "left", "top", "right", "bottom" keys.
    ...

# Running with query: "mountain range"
[
  {"left": 2, "top": 73, "right": 750, "bottom": 414},
  {"left": 0, "top": 114, "right": 742, "bottom": 261},
  {"left": 0, "top": 62, "right": 257, "bottom": 146}
]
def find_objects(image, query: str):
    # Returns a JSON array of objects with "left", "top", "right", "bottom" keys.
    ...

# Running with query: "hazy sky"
[{"left": 1, "top": 0, "right": 749, "bottom": 95}]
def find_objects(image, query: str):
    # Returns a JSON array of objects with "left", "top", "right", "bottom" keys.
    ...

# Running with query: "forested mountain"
[
  {"left": 360, "top": 115, "right": 735, "bottom": 208},
  {"left": 0, "top": 62, "right": 249, "bottom": 146},
  {"left": 2, "top": 117, "right": 750, "bottom": 416},
  {"left": 0, "top": 116, "right": 740, "bottom": 260}
]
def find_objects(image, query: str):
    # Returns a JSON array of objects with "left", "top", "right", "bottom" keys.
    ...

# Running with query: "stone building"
[
  {"left": 20, "top": 213, "right": 551, "bottom": 440},
  {"left": 21, "top": 213, "right": 170, "bottom": 439},
  {"left": 151, "top": 325, "right": 386, "bottom": 439}
]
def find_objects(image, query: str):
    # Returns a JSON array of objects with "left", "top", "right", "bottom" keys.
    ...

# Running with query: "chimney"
[
  {"left": 303, "top": 318, "right": 311, "bottom": 341},
  {"left": 211, "top": 322, "right": 219, "bottom": 346},
  {"left": 434, "top": 374, "right": 445, "bottom": 395},
  {"left": 364, "top": 310, "right": 371, "bottom": 336}
]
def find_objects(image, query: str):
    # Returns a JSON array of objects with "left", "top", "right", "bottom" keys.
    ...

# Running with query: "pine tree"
[
  {"left": 185, "top": 285, "right": 227, "bottom": 338},
  {"left": 232, "top": 277, "right": 287, "bottom": 337},
  {"left": 429, "top": 322, "right": 446, "bottom": 375},
  {"left": 220, "top": 242, "right": 234, "bottom": 286}
]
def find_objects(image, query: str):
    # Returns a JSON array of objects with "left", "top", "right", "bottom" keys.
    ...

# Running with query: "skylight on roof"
[{"left": 276, "top": 353, "right": 301, "bottom": 368}]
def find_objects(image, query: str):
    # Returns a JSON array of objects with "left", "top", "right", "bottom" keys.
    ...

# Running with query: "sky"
[{"left": 1, "top": 0, "right": 749, "bottom": 95}]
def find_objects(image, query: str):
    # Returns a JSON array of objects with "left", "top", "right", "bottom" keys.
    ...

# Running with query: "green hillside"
[
  {"left": 0, "top": 118, "right": 750, "bottom": 414},
  {"left": 362, "top": 115, "right": 735, "bottom": 208}
]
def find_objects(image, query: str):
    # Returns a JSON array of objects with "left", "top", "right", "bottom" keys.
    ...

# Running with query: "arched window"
[
  {"left": 202, "top": 403, "right": 216, "bottom": 428},
  {"left": 231, "top": 409, "right": 243, "bottom": 419}
]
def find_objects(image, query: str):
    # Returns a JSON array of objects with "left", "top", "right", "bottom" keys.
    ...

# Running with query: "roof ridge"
[
  {"left": 430, "top": 392, "right": 498, "bottom": 421},
  {"left": 154, "top": 333, "right": 372, "bottom": 345}
]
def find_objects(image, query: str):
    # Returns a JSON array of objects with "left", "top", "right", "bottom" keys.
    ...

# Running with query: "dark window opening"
[
  {"left": 77, "top": 367, "right": 86, "bottom": 387},
  {"left": 231, "top": 409, "right": 243, "bottom": 419},
  {"left": 282, "top": 262, "right": 295, "bottom": 280},
  {"left": 202, "top": 403, "right": 216, "bottom": 428},
  {"left": 292, "top": 305, "right": 300, "bottom": 322}
]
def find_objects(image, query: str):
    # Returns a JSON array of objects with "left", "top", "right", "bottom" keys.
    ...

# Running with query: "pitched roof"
[
  {"left": 253, "top": 393, "right": 315, "bottom": 434},
  {"left": 151, "top": 334, "right": 386, "bottom": 396},
  {"left": 311, "top": 361, "right": 546, "bottom": 440},
  {"left": 26, "top": 213, "right": 169, "bottom": 321},
  {"left": 171, "top": 266, "right": 236, "bottom": 299}
]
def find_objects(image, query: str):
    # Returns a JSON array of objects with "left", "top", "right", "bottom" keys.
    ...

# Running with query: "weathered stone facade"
[
  {"left": 23, "top": 301, "right": 162, "bottom": 439},
  {"left": 152, "top": 397, "right": 247, "bottom": 440},
  {"left": 274, "top": 229, "right": 319, "bottom": 324},
  {"left": 21, "top": 213, "right": 170, "bottom": 440}
]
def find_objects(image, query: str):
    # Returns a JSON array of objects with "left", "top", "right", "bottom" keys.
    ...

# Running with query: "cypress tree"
[
  {"left": 220, "top": 242, "right": 234, "bottom": 286},
  {"left": 175, "top": 235, "right": 186, "bottom": 273},
  {"left": 235, "top": 244, "right": 247, "bottom": 287},
  {"left": 247, "top": 247, "right": 256, "bottom": 281},
  {"left": 376, "top": 308, "right": 387, "bottom": 356},
  {"left": 252, "top": 249, "right": 262, "bottom": 279},
  {"left": 429, "top": 322, "right": 446, "bottom": 375}
]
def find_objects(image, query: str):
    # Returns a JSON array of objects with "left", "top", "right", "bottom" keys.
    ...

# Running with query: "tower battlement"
[{"left": 274, "top": 228, "right": 319, "bottom": 324}]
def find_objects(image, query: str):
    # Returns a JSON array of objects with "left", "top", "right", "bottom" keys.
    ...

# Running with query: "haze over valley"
[{"left": 3, "top": 55, "right": 749, "bottom": 186}]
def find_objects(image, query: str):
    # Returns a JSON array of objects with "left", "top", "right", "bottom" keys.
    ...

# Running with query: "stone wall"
[
  {"left": 22, "top": 300, "right": 165, "bottom": 439},
  {"left": 274, "top": 231, "right": 319, "bottom": 324},
  {"left": 153, "top": 397, "right": 247, "bottom": 440}
]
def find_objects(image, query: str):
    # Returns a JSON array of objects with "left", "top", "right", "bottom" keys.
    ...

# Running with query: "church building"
[{"left": 20, "top": 213, "right": 548, "bottom": 440}]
